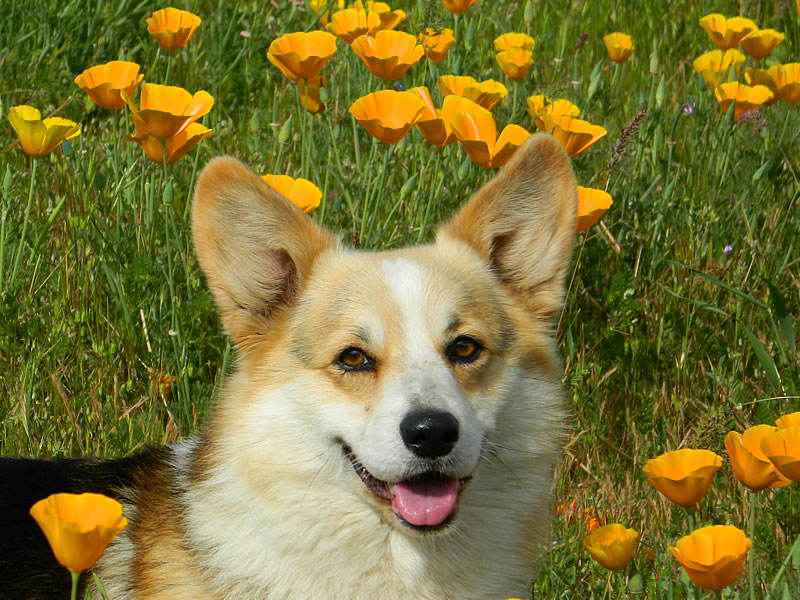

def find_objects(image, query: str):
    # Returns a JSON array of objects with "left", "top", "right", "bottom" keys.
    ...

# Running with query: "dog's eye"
[
  {"left": 446, "top": 336, "right": 483, "bottom": 364},
  {"left": 336, "top": 347, "right": 374, "bottom": 372}
]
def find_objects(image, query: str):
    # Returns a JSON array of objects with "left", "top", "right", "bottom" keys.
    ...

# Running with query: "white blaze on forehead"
[{"left": 380, "top": 258, "right": 433, "bottom": 358}]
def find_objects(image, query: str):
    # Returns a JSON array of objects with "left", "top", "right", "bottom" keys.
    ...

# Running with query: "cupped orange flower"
[
  {"left": 776, "top": 411, "right": 800, "bottom": 428},
  {"left": 725, "top": 426, "right": 791, "bottom": 492},
  {"left": 714, "top": 82, "right": 773, "bottom": 118},
  {"left": 603, "top": 32, "right": 634, "bottom": 63},
  {"left": 411, "top": 87, "right": 489, "bottom": 147},
  {"left": 126, "top": 122, "right": 212, "bottom": 165},
  {"left": 527, "top": 96, "right": 581, "bottom": 131},
  {"left": 267, "top": 31, "right": 338, "bottom": 82},
  {"left": 74, "top": 61, "right": 143, "bottom": 111},
  {"left": 699, "top": 14, "right": 757, "bottom": 50},
  {"left": 29, "top": 493, "right": 128, "bottom": 573},
  {"left": 298, "top": 76, "right": 328, "bottom": 114},
  {"left": 309, "top": 0, "right": 345, "bottom": 26},
  {"left": 326, "top": 8, "right": 380, "bottom": 44},
  {"left": 450, "top": 111, "right": 530, "bottom": 169},
  {"left": 437, "top": 75, "right": 508, "bottom": 110},
  {"left": 762, "top": 63, "right": 800, "bottom": 104},
  {"left": 124, "top": 83, "right": 213, "bottom": 141},
  {"left": 540, "top": 114, "right": 606, "bottom": 158},
  {"left": 582, "top": 524, "right": 638, "bottom": 571},
  {"left": 351, "top": 30, "right": 424, "bottom": 81},
  {"left": 349, "top": 89, "right": 425, "bottom": 144},
  {"left": 7, "top": 105, "right": 81, "bottom": 158},
  {"left": 261, "top": 174, "right": 322, "bottom": 213},
  {"left": 146, "top": 7, "right": 202, "bottom": 51},
  {"left": 761, "top": 427, "right": 800, "bottom": 482},
  {"left": 576, "top": 187, "right": 613, "bottom": 232},
  {"left": 692, "top": 49, "right": 746, "bottom": 89},
  {"left": 668, "top": 525, "right": 751, "bottom": 591},
  {"left": 418, "top": 28, "right": 455, "bottom": 63},
  {"left": 642, "top": 448, "right": 722, "bottom": 508},
  {"left": 349, "top": 1, "right": 406, "bottom": 31},
  {"left": 441, "top": 0, "right": 478, "bottom": 14},
  {"left": 493, "top": 32, "right": 535, "bottom": 52},
  {"left": 496, "top": 48, "right": 533, "bottom": 81},
  {"left": 740, "top": 29, "right": 784, "bottom": 60}
]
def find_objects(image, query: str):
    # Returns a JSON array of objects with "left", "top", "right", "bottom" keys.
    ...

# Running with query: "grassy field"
[{"left": 1, "top": 0, "right": 799, "bottom": 597}]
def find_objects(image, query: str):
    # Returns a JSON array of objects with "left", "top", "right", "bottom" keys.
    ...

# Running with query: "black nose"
[{"left": 399, "top": 410, "right": 459, "bottom": 458}]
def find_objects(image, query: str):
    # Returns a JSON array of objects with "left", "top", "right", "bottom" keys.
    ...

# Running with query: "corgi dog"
[{"left": 0, "top": 133, "right": 576, "bottom": 600}]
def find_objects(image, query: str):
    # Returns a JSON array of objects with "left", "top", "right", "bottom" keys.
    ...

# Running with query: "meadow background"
[{"left": 1, "top": 0, "right": 799, "bottom": 597}]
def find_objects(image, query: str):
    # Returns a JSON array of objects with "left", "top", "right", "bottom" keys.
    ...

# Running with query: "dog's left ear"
[{"left": 439, "top": 133, "right": 576, "bottom": 316}]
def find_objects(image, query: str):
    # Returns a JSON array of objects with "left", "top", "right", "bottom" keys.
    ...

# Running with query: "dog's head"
[{"left": 192, "top": 134, "right": 575, "bottom": 536}]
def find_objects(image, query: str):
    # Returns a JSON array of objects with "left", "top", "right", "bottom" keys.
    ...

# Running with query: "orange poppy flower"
[
  {"left": 298, "top": 76, "right": 328, "bottom": 113},
  {"left": 576, "top": 187, "right": 613, "bottom": 232},
  {"left": 124, "top": 83, "right": 213, "bottom": 141},
  {"left": 326, "top": 8, "right": 380, "bottom": 44},
  {"left": 449, "top": 111, "right": 530, "bottom": 169},
  {"left": 776, "top": 411, "right": 800, "bottom": 428},
  {"left": 692, "top": 49, "right": 746, "bottom": 89},
  {"left": 725, "top": 426, "right": 791, "bottom": 492},
  {"left": 349, "top": 89, "right": 425, "bottom": 144},
  {"left": 668, "top": 526, "right": 751, "bottom": 591},
  {"left": 762, "top": 63, "right": 800, "bottom": 104},
  {"left": 418, "top": 28, "right": 455, "bottom": 63},
  {"left": 603, "top": 32, "right": 634, "bottom": 63},
  {"left": 29, "top": 493, "right": 128, "bottom": 573},
  {"left": 441, "top": 0, "right": 479, "bottom": 15},
  {"left": 411, "top": 87, "right": 489, "bottom": 147},
  {"left": 760, "top": 427, "right": 800, "bottom": 482},
  {"left": 642, "top": 448, "right": 722, "bottom": 508},
  {"left": 493, "top": 33, "right": 535, "bottom": 52},
  {"left": 583, "top": 524, "right": 638, "bottom": 571},
  {"left": 351, "top": 30, "right": 424, "bottom": 81},
  {"left": 349, "top": 1, "right": 406, "bottom": 31},
  {"left": 496, "top": 48, "right": 533, "bottom": 81},
  {"left": 7, "top": 105, "right": 81, "bottom": 158},
  {"left": 260, "top": 174, "right": 322, "bottom": 213},
  {"left": 267, "top": 31, "right": 338, "bottom": 82},
  {"left": 714, "top": 82, "right": 773, "bottom": 118},
  {"left": 437, "top": 75, "right": 508, "bottom": 110},
  {"left": 126, "top": 122, "right": 212, "bottom": 165},
  {"left": 146, "top": 7, "right": 202, "bottom": 51},
  {"left": 309, "top": 0, "right": 345, "bottom": 26},
  {"left": 699, "top": 14, "right": 757, "bottom": 50},
  {"left": 74, "top": 61, "right": 143, "bottom": 111},
  {"left": 540, "top": 114, "right": 607, "bottom": 158},
  {"left": 740, "top": 29, "right": 784, "bottom": 60},
  {"left": 527, "top": 96, "right": 580, "bottom": 131}
]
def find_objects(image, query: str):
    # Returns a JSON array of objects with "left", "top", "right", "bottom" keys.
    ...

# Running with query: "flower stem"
[
  {"left": 70, "top": 570, "right": 79, "bottom": 600},
  {"left": 748, "top": 491, "right": 756, "bottom": 600},
  {"left": 9, "top": 157, "right": 38, "bottom": 292}
]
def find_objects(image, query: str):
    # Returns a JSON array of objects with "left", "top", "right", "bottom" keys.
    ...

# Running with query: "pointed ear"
[
  {"left": 192, "top": 157, "right": 339, "bottom": 350},
  {"left": 439, "top": 133, "right": 576, "bottom": 316}
]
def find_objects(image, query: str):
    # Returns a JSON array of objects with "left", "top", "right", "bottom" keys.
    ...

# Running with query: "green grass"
[{"left": 1, "top": 0, "right": 799, "bottom": 597}]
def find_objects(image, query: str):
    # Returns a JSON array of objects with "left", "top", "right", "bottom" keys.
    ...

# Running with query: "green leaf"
[
  {"left": 741, "top": 324, "right": 781, "bottom": 392},
  {"left": 767, "top": 281, "right": 796, "bottom": 356}
]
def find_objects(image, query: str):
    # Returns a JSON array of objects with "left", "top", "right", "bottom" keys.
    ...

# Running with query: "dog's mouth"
[{"left": 343, "top": 446, "right": 470, "bottom": 531}]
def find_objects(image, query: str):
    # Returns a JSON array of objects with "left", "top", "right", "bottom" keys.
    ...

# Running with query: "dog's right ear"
[{"left": 192, "top": 157, "right": 339, "bottom": 351}]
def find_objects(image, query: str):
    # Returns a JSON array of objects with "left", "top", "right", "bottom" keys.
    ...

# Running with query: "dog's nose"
[{"left": 399, "top": 410, "right": 459, "bottom": 458}]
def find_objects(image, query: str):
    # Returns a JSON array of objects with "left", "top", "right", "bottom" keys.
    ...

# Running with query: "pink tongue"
[{"left": 391, "top": 478, "right": 459, "bottom": 527}]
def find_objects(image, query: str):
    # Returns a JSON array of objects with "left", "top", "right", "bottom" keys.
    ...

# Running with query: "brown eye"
[
  {"left": 446, "top": 336, "right": 483, "bottom": 364},
  {"left": 336, "top": 347, "right": 375, "bottom": 372}
]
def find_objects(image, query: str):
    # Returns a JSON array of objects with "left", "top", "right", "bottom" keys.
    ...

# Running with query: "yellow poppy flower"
[
  {"left": 298, "top": 76, "right": 328, "bottom": 114},
  {"left": 326, "top": 8, "right": 381, "bottom": 44},
  {"left": 740, "top": 28, "right": 784, "bottom": 60},
  {"left": 576, "top": 187, "right": 613, "bottom": 232},
  {"left": 714, "top": 82, "right": 773, "bottom": 119},
  {"left": 309, "top": 0, "right": 345, "bottom": 26},
  {"left": 527, "top": 96, "right": 580, "bottom": 131},
  {"left": 495, "top": 48, "right": 533, "bottom": 81},
  {"left": 776, "top": 411, "right": 800, "bottom": 428},
  {"left": 74, "top": 61, "right": 143, "bottom": 111},
  {"left": 760, "top": 426, "right": 800, "bottom": 482},
  {"left": 260, "top": 174, "right": 322, "bottom": 213},
  {"left": 603, "top": 32, "right": 634, "bottom": 63},
  {"left": 349, "top": 1, "right": 406, "bottom": 31},
  {"left": 668, "top": 525, "right": 751, "bottom": 591},
  {"left": 493, "top": 32, "right": 535, "bottom": 52},
  {"left": 418, "top": 28, "right": 455, "bottom": 63},
  {"left": 692, "top": 49, "right": 746, "bottom": 89},
  {"left": 411, "top": 87, "right": 489, "bottom": 147},
  {"left": 441, "top": 0, "right": 479, "bottom": 15},
  {"left": 29, "top": 493, "right": 128, "bottom": 573},
  {"left": 146, "top": 7, "right": 202, "bottom": 51},
  {"left": 725, "top": 426, "right": 791, "bottom": 492},
  {"left": 126, "top": 122, "right": 212, "bottom": 165},
  {"left": 539, "top": 114, "right": 606, "bottom": 158},
  {"left": 124, "top": 83, "right": 213, "bottom": 141},
  {"left": 699, "top": 14, "right": 757, "bottom": 50},
  {"left": 582, "top": 523, "right": 638, "bottom": 571},
  {"left": 763, "top": 63, "right": 800, "bottom": 104},
  {"left": 437, "top": 75, "right": 508, "bottom": 110},
  {"left": 641, "top": 448, "right": 722, "bottom": 508},
  {"left": 267, "top": 31, "right": 338, "bottom": 82},
  {"left": 350, "top": 30, "right": 424, "bottom": 81},
  {"left": 449, "top": 111, "right": 530, "bottom": 169},
  {"left": 349, "top": 89, "right": 425, "bottom": 144},
  {"left": 7, "top": 105, "right": 81, "bottom": 158}
]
